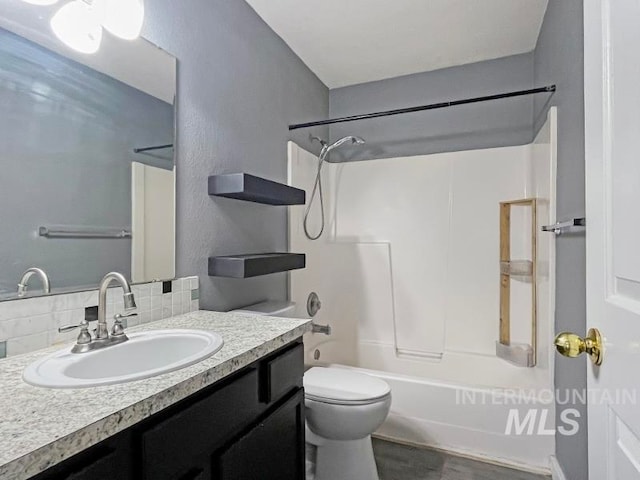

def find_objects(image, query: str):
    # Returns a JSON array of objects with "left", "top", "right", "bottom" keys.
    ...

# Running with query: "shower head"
[
  {"left": 325, "top": 136, "right": 365, "bottom": 153},
  {"left": 312, "top": 135, "right": 365, "bottom": 155},
  {"left": 310, "top": 135, "right": 328, "bottom": 148},
  {"left": 304, "top": 134, "right": 365, "bottom": 241}
]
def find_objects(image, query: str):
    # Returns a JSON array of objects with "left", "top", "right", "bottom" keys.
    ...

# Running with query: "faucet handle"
[
  {"left": 58, "top": 320, "right": 92, "bottom": 345},
  {"left": 112, "top": 313, "right": 137, "bottom": 336}
]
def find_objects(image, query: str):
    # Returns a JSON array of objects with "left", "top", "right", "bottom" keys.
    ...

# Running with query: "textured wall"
[
  {"left": 0, "top": 28, "right": 173, "bottom": 295},
  {"left": 328, "top": 53, "right": 535, "bottom": 162},
  {"left": 142, "top": 0, "right": 329, "bottom": 311},
  {"left": 534, "top": 1, "right": 587, "bottom": 479}
]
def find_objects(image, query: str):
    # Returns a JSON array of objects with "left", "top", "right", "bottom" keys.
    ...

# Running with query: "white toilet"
[
  {"left": 304, "top": 366, "right": 391, "bottom": 480},
  {"left": 232, "top": 301, "right": 392, "bottom": 480}
]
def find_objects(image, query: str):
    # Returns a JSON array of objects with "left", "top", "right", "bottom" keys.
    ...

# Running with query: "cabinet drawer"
[
  {"left": 141, "top": 368, "right": 262, "bottom": 480},
  {"left": 217, "top": 389, "right": 305, "bottom": 480},
  {"left": 261, "top": 342, "right": 304, "bottom": 404}
]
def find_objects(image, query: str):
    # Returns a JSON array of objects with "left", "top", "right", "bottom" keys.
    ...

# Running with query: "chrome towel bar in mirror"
[{"left": 38, "top": 226, "right": 132, "bottom": 239}]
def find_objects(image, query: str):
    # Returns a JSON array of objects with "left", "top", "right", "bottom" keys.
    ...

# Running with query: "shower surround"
[{"left": 288, "top": 110, "right": 557, "bottom": 472}]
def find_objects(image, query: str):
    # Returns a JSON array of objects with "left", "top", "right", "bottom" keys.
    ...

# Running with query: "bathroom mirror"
[{"left": 0, "top": 2, "right": 176, "bottom": 301}]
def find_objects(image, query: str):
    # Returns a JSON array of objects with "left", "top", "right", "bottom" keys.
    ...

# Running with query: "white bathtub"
[{"left": 328, "top": 364, "right": 554, "bottom": 474}]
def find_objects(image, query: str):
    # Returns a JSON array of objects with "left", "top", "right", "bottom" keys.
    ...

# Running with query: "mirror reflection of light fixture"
[
  {"left": 50, "top": 0, "right": 104, "bottom": 54},
  {"left": 21, "top": 0, "right": 59, "bottom": 5},
  {"left": 48, "top": 0, "right": 144, "bottom": 54},
  {"left": 103, "top": 0, "right": 144, "bottom": 40}
]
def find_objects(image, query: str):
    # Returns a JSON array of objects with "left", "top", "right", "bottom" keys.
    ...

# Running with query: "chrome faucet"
[
  {"left": 17, "top": 267, "right": 51, "bottom": 297},
  {"left": 97, "top": 272, "right": 137, "bottom": 340},
  {"left": 59, "top": 272, "right": 137, "bottom": 354}
]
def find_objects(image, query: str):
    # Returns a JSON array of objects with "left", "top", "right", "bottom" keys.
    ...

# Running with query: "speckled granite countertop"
[{"left": 0, "top": 311, "right": 311, "bottom": 480}]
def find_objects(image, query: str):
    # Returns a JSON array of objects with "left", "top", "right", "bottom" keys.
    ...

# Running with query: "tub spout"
[{"left": 312, "top": 323, "right": 331, "bottom": 336}]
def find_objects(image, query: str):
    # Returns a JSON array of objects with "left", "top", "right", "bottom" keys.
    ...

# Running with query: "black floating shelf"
[
  {"left": 208, "top": 173, "right": 305, "bottom": 206},
  {"left": 208, "top": 253, "right": 306, "bottom": 278}
]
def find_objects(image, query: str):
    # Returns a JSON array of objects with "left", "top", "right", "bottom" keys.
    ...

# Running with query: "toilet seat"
[
  {"left": 304, "top": 367, "right": 391, "bottom": 405},
  {"left": 305, "top": 392, "right": 390, "bottom": 406}
]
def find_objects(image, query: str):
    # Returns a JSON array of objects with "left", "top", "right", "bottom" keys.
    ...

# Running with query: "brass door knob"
[{"left": 554, "top": 328, "right": 603, "bottom": 366}]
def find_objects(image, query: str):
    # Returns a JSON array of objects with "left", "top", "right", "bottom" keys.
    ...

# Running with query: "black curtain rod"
[
  {"left": 133, "top": 144, "right": 174, "bottom": 154},
  {"left": 289, "top": 85, "right": 556, "bottom": 131}
]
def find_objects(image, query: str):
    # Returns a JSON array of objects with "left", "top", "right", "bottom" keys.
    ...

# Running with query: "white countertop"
[{"left": 0, "top": 310, "right": 311, "bottom": 480}]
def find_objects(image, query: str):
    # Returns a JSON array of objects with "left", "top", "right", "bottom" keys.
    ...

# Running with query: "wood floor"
[{"left": 372, "top": 439, "right": 551, "bottom": 480}]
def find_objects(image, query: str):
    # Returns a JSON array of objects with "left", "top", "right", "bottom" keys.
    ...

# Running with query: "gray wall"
[
  {"left": 142, "top": 0, "right": 329, "bottom": 312},
  {"left": 328, "top": 53, "right": 535, "bottom": 162},
  {"left": 534, "top": 1, "right": 587, "bottom": 479},
  {"left": 0, "top": 28, "right": 173, "bottom": 295}
]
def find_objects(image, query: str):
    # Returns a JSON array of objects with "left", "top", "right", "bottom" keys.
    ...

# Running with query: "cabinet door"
[
  {"left": 175, "top": 467, "right": 209, "bottom": 480},
  {"left": 141, "top": 368, "right": 262, "bottom": 480},
  {"left": 31, "top": 432, "right": 133, "bottom": 480},
  {"left": 217, "top": 389, "right": 305, "bottom": 480},
  {"left": 62, "top": 448, "right": 124, "bottom": 480}
]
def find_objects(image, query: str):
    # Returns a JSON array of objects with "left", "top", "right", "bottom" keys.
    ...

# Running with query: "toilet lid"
[{"left": 304, "top": 367, "right": 391, "bottom": 403}]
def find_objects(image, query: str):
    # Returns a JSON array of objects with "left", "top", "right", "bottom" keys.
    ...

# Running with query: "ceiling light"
[
  {"left": 50, "top": 0, "right": 103, "bottom": 54},
  {"left": 21, "top": 0, "right": 59, "bottom": 5},
  {"left": 102, "top": 0, "right": 144, "bottom": 40}
]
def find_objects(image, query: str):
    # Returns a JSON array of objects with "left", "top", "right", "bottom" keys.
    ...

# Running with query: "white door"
[
  {"left": 131, "top": 162, "right": 176, "bottom": 283},
  {"left": 584, "top": 0, "right": 640, "bottom": 477}
]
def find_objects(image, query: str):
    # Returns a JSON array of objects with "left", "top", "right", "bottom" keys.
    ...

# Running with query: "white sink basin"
[{"left": 23, "top": 329, "right": 224, "bottom": 389}]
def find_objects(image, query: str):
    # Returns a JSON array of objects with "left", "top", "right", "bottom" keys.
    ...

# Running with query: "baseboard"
[
  {"left": 375, "top": 410, "right": 553, "bottom": 474},
  {"left": 373, "top": 433, "right": 551, "bottom": 476},
  {"left": 550, "top": 455, "right": 568, "bottom": 480}
]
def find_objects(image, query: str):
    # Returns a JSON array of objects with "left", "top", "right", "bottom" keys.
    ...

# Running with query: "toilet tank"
[{"left": 231, "top": 300, "right": 301, "bottom": 318}]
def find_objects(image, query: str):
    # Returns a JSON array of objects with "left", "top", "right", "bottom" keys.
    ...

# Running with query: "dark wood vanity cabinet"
[
  {"left": 217, "top": 390, "right": 305, "bottom": 480},
  {"left": 28, "top": 430, "right": 135, "bottom": 480},
  {"left": 31, "top": 340, "right": 305, "bottom": 480}
]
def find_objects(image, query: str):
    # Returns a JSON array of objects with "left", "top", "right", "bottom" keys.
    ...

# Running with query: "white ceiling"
[{"left": 246, "top": 0, "right": 549, "bottom": 89}]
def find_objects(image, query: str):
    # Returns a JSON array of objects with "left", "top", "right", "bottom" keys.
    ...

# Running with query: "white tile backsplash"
[
  {"left": 151, "top": 282, "right": 162, "bottom": 296},
  {"left": 134, "top": 283, "right": 151, "bottom": 298},
  {"left": 0, "top": 315, "right": 49, "bottom": 340},
  {"left": 6, "top": 331, "right": 49, "bottom": 357},
  {"left": 172, "top": 278, "right": 184, "bottom": 293},
  {"left": 140, "top": 311, "right": 152, "bottom": 325},
  {"left": 137, "top": 296, "right": 151, "bottom": 314},
  {"left": 151, "top": 295, "right": 162, "bottom": 311},
  {"left": 172, "top": 294, "right": 182, "bottom": 317},
  {"left": 181, "top": 292, "right": 191, "bottom": 314},
  {"left": 0, "top": 276, "right": 200, "bottom": 358}
]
